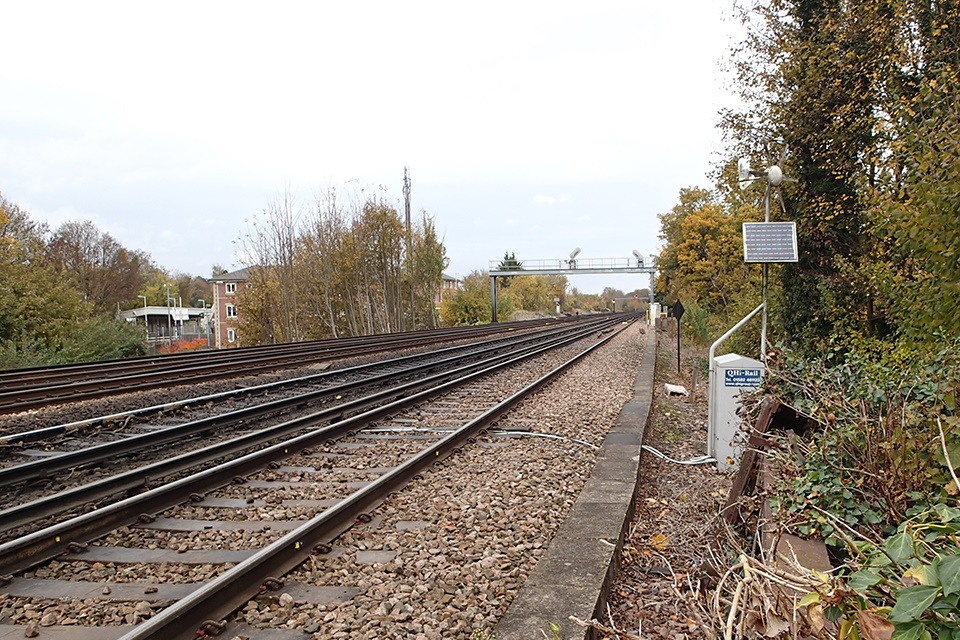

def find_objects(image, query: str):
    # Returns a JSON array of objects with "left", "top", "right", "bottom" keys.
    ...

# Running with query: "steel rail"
[
  {"left": 0, "top": 336, "right": 487, "bottom": 414},
  {"left": 118, "top": 321, "right": 633, "bottom": 639},
  {"left": 0, "top": 319, "right": 617, "bottom": 534},
  {"left": 0, "top": 316, "right": 607, "bottom": 447},
  {"left": 0, "top": 317, "right": 627, "bottom": 561},
  {"left": 0, "top": 319, "right": 551, "bottom": 381},
  {"left": 0, "top": 317, "right": 612, "bottom": 489},
  {"left": 0, "top": 328, "right": 494, "bottom": 394},
  {"left": 0, "top": 318, "right": 580, "bottom": 414},
  {"left": 0, "top": 318, "right": 570, "bottom": 388}
]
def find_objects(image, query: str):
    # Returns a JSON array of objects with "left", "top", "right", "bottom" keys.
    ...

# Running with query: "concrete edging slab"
[{"left": 495, "top": 327, "right": 657, "bottom": 639}]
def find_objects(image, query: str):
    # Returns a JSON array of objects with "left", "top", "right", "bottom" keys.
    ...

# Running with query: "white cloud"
[
  {"left": 0, "top": 0, "right": 743, "bottom": 293},
  {"left": 26, "top": 204, "right": 87, "bottom": 230},
  {"left": 532, "top": 193, "right": 573, "bottom": 205}
]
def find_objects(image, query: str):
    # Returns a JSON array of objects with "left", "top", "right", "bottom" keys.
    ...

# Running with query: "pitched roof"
[{"left": 216, "top": 267, "right": 251, "bottom": 281}]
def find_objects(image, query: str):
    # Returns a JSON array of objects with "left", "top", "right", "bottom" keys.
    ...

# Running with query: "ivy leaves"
[{"left": 848, "top": 513, "right": 960, "bottom": 637}]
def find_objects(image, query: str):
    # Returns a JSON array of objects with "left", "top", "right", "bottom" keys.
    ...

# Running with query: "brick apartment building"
[{"left": 212, "top": 267, "right": 250, "bottom": 348}]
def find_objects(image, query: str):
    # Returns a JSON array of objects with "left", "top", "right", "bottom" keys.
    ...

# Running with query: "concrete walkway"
[{"left": 496, "top": 327, "right": 657, "bottom": 640}]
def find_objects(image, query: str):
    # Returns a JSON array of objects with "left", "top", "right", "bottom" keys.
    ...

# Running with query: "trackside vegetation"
[
  {"left": 655, "top": 1, "right": 960, "bottom": 636},
  {"left": 1, "top": 195, "right": 155, "bottom": 368}
]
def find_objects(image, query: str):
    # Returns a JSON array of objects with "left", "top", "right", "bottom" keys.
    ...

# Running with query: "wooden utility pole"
[{"left": 403, "top": 167, "right": 414, "bottom": 330}]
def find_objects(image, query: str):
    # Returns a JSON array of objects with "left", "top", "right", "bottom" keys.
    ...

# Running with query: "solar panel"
[{"left": 742, "top": 221, "right": 798, "bottom": 263}]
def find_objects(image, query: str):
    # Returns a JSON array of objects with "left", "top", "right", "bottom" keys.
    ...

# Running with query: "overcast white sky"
[{"left": 1, "top": 1, "right": 742, "bottom": 295}]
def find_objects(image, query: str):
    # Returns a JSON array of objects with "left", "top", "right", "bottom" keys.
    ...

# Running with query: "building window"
[
  {"left": 226, "top": 304, "right": 237, "bottom": 318},
  {"left": 227, "top": 328, "right": 237, "bottom": 343},
  {"left": 225, "top": 283, "right": 237, "bottom": 294}
]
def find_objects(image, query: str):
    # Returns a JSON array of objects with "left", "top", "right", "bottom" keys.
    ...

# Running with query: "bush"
[
  {"left": 59, "top": 317, "right": 149, "bottom": 362},
  {"left": 0, "top": 316, "right": 148, "bottom": 369},
  {"left": 762, "top": 337, "right": 960, "bottom": 637},
  {"left": 158, "top": 337, "right": 208, "bottom": 354},
  {"left": 768, "top": 344, "right": 958, "bottom": 543}
]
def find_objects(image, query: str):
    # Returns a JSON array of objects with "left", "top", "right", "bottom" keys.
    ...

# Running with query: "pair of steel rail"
[
  {"left": 0, "top": 317, "right": 578, "bottom": 414},
  {"left": 0, "top": 317, "right": 615, "bottom": 535},
  {"left": 0, "top": 316, "right": 633, "bottom": 639},
  {"left": 114, "top": 319, "right": 633, "bottom": 640}
]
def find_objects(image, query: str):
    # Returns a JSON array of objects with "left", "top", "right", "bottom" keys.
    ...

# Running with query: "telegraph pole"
[{"left": 403, "top": 167, "right": 414, "bottom": 330}]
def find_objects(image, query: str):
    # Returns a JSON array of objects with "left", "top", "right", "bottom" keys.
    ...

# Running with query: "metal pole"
[
  {"left": 761, "top": 264, "right": 768, "bottom": 360},
  {"left": 677, "top": 316, "right": 681, "bottom": 373},
  {"left": 138, "top": 295, "right": 148, "bottom": 340},
  {"left": 761, "top": 187, "right": 770, "bottom": 361},
  {"left": 490, "top": 276, "right": 498, "bottom": 323},
  {"left": 165, "top": 284, "right": 172, "bottom": 345},
  {"left": 707, "top": 303, "right": 765, "bottom": 459},
  {"left": 403, "top": 167, "right": 414, "bottom": 330}
]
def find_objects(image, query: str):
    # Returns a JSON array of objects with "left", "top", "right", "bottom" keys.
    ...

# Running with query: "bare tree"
[
  {"left": 236, "top": 192, "right": 303, "bottom": 343},
  {"left": 410, "top": 212, "right": 449, "bottom": 328},
  {"left": 237, "top": 184, "right": 448, "bottom": 345},
  {"left": 47, "top": 220, "right": 146, "bottom": 314}
]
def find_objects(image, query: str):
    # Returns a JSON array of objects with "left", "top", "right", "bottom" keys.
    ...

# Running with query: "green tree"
[
  {"left": 355, "top": 196, "right": 406, "bottom": 333},
  {"left": 566, "top": 288, "right": 603, "bottom": 313},
  {"left": 47, "top": 220, "right": 148, "bottom": 314},
  {"left": 170, "top": 272, "right": 211, "bottom": 308},
  {"left": 509, "top": 274, "right": 567, "bottom": 313},
  {"left": 440, "top": 270, "right": 514, "bottom": 325},
  {"left": 59, "top": 317, "right": 148, "bottom": 361},
  {"left": 498, "top": 251, "right": 522, "bottom": 270},
  {"left": 657, "top": 187, "right": 758, "bottom": 318},
  {"left": 723, "top": 0, "right": 957, "bottom": 350},
  {"left": 242, "top": 185, "right": 449, "bottom": 345},
  {"left": 599, "top": 287, "right": 624, "bottom": 312},
  {"left": 408, "top": 212, "right": 449, "bottom": 328},
  {"left": 237, "top": 192, "right": 303, "bottom": 343},
  {"left": 873, "top": 63, "right": 960, "bottom": 339},
  {"left": 497, "top": 251, "right": 522, "bottom": 288},
  {"left": 236, "top": 265, "right": 283, "bottom": 345},
  {"left": 0, "top": 194, "right": 146, "bottom": 367}
]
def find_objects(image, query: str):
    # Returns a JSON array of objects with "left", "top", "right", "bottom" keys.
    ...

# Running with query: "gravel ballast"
[{"left": 1, "top": 320, "right": 652, "bottom": 639}]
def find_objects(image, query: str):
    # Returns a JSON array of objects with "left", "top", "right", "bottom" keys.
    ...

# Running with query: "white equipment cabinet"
[{"left": 711, "top": 353, "right": 764, "bottom": 471}]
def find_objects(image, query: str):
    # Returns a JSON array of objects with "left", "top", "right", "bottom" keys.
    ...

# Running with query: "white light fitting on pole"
[
  {"left": 736, "top": 146, "right": 798, "bottom": 360},
  {"left": 737, "top": 146, "right": 797, "bottom": 217}
]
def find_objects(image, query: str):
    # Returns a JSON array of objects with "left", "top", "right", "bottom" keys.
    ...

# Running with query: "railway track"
[
  {"left": 0, "top": 316, "right": 602, "bottom": 447},
  {"left": 0, "top": 316, "right": 619, "bottom": 539},
  {"left": 0, "top": 317, "right": 579, "bottom": 415},
  {"left": 0, "top": 316, "right": 639, "bottom": 639}
]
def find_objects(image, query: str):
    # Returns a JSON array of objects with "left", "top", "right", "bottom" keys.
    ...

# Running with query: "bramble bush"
[
  {"left": 158, "top": 337, "right": 209, "bottom": 354},
  {"left": 766, "top": 337, "right": 960, "bottom": 542},
  {"left": 762, "top": 336, "right": 960, "bottom": 637}
]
